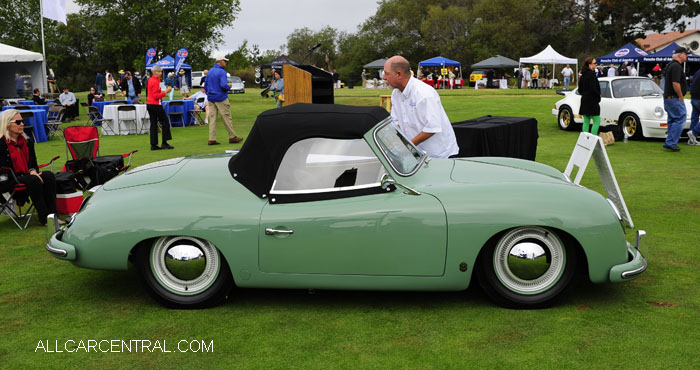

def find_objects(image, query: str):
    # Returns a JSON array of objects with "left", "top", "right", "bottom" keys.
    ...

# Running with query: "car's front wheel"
[
  {"left": 477, "top": 227, "right": 577, "bottom": 308},
  {"left": 135, "top": 236, "right": 233, "bottom": 308},
  {"left": 558, "top": 106, "right": 577, "bottom": 131},
  {"left": 620, "top": 113, "right": 643, "bottom": 139}
]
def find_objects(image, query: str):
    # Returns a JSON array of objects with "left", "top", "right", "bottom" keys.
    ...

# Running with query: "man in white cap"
[{"left": 205, "top": 53, "right": 243, "bottom": 145}]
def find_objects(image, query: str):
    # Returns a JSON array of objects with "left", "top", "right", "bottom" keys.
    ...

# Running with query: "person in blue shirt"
[
  {"left": 95, "top": 72, "right": 104, "bottom": 94},
  {"left": 688, "top": 68, "right": 700, "bottom": 146},
  {"left": 205, "top": 54, "right": 243, "bottom": 145},
  {"left": 164, "top": 72, "right": 175, "bottom": 101},
  {"left": 15, "top": 74, "right": 24, "bottom": 98}
]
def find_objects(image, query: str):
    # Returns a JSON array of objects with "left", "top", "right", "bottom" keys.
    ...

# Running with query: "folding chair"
[
  {"left": 47, "top": 104, "right": 62, "bottom": 121},
  {"left": 86, "top": 105, "right": 110, "bottom": 130},
  {"left": 189, "top": 98, "right": 206, "bottom": 125},
  {"left": 62, "top": 126, "right": 137, "bottom": 190},
  {"left": 116, "top": 105, "right": 138, "bottom": 135},
  {"left": 0, "top": 155, "right": 60, "bottom": 229},
  {"left": 18, "top": 111, "right": 36, "bottom": 142},
  {"left": 166, "top": 101, "right": 185, "bottom": 127},
  {"left": 45, "top": 108, "right": 65, "bottom": 139}
]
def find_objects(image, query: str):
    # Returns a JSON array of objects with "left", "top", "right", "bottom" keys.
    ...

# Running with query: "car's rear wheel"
[
  {"left": 135, "top": 236, "right": 233, "bottom": 308},
  {"left": 620, "top": 113, "right": 643, "bottom": 139},
  {"left": 558, "top": 106, "right": 577, "bottom": 131},
  {"left": 477, "top": 227, "right": 577, "bottom": 308}
]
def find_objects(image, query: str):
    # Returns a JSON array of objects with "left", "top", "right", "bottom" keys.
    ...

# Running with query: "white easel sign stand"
[{"left": 564, "top": 132, "right": 634, "bottom": 228}]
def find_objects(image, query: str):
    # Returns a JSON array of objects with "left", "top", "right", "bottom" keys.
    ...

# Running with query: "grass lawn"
[{"left": 1, "top": 87, "right": 698, "bottom": 368}]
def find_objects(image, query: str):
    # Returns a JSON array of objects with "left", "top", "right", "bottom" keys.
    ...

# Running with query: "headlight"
[{"left": 654, "top": 106, "right": 664, "bottom": 118}]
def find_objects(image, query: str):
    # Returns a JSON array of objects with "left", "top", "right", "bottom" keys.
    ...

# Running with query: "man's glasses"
[{"left": 10, "top": 119, "right": 24, "bottom": 125}]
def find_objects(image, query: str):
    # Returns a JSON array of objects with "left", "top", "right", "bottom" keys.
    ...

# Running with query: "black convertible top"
[{"left": 228, "top": 103, "right": 390, "bottom": 198}]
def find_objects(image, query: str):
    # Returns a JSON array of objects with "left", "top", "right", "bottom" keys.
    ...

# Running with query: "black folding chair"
[
  {"left": 189, "top": 98, "right": 206, "bottom": 125},
  {"left": 45, "top": 108, "right": 65, "bottom": 139},
  {"left": 0, "top": 156, "right": 60, "bottom": 229},
  {"left": 87, "top": 105, "right": 110, "bottom": 130},
  {"left": 167, "top": 101, "right": 185, "bottom": 127},
  {"left": 18, "top": 111, "right": 36, "bottom": 142},
  {"left": 116, "top": 105, "right": 138, "bottom": 135}
]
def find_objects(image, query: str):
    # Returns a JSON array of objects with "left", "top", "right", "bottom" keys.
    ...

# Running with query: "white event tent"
[
  {"left": 0, "top": 42, "right": 47, "bottom": 97},
  {"left": 519, "top": 45, "right": 578, "bottom": 83}
]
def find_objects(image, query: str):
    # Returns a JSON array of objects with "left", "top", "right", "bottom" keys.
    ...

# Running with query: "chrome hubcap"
[
  {"left": 494, "top": 227, "right": 565, "bottom": 294},
  {"left": 151, "top": 236, "right": 220, "bottom": 295}
]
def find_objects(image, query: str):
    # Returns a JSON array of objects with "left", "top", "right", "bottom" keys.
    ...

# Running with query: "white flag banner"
[{"left": 42, "top": 0, "right": 67, "bottom": 25}]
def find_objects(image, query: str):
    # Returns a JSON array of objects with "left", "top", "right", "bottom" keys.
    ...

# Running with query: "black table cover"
[{"left": 451, "top": 115, "right": 538, "bottom": 160}]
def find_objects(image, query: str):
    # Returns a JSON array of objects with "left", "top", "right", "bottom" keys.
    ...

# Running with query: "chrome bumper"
[
  {"left": 609, "top": 230, "right": 647, "bottom": 282},
  {"left": 45, "top": 214, "right": 76, "bottom": 261}
]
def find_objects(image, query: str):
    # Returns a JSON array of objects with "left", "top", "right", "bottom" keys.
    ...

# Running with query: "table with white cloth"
[
  {"left": 91, "top": 99, "right": 133, "bottom": 116},
  {"left": 499, "top": 79, "right": 508, "bottom": 89},
  {"left": 101, "top": 104, "right": 149, "bottom": 135}
]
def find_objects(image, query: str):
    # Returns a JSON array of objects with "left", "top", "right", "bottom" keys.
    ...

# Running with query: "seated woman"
[
  {"left": 87, "top": 87, "right": 103, "bottom": 105},
  {"left": 0, "top": 109, "right": 57, "bottom": 226}
]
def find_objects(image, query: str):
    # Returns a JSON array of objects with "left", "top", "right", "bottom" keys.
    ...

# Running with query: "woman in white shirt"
[{"left": 106, "top": 74, "right": 118, "bottom": 100}]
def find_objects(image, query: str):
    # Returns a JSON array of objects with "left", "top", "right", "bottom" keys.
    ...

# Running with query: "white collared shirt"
[{"left": 390, "top": 77, "right": 459, "bottom": 158}]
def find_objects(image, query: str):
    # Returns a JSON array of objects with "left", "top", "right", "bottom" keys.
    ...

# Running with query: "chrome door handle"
[{"left": 265, "top": 228, "right": 294, "bottom": 235}]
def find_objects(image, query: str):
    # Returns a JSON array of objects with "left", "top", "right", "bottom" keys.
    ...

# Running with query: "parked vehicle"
[
  {"left": 191, "top": 71, "right": 205, "bottom": 88},
  {"left": 553, "top": 76, "right": 691, "bottom": 139},
  {"left": 46, "top": 104, "right": 646, "bottom": 309},
  {"left": 227, "top": 76, "right": 245, "bottom": 94}
]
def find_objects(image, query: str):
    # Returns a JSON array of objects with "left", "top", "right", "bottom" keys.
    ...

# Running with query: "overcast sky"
[{"left": 67, "top": 0, "right": 380, "bottom": 55}]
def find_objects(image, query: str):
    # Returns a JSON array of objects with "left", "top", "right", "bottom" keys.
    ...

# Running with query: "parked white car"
[
  {"left": 191, "top": 71, "right": 205, "bottom": 88},
  {"left": 552, "top": 76, "right": 691, "bottom": 139},
  {"left": 227, "top": 76, "right": 245, "bottom": 94}
]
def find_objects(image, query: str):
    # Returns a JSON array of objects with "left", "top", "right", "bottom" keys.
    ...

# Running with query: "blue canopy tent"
[
  {"left": 641, "top": 42, "right": 700, "bottom": 63},
  {"left": 418, "top": 56, "right": 462, "bottom": 79},
  {"left": 146, "top": 55, "right": 193, "bottom": 88},
  {"left": 598, "top": 43, "right": 650, "bottom": 64}
]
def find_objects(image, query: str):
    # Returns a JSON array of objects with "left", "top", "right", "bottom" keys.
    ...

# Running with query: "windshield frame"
[{"left": 371, "top": 117, "right": 427, "bottom": 177}]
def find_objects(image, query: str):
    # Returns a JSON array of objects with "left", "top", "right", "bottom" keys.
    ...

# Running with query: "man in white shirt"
[
  {"left": 561, "top": 64, "right": 573, "bottom": 90},
  {"left": 630, "top": 65, "right": 638, "bottom": 76},
  {"left": 607, "top": 64, "right": 617, "bottom": 77},
  {"left": 383, "top": 55, "right": 459, "bottom": 158},
  {"left": 59, "top": 87, "right": 77, "bottom": 121}
]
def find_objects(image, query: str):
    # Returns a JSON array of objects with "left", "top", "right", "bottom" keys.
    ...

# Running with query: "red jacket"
[{"left": 146, "top": 76, "right": 166, "bottom": 105}]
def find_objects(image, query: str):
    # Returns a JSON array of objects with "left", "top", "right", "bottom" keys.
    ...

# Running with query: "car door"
[
  {"left": 258, "top": 137, "right": 447, "bottom": 277},
  {"left": 598, "top": 80, "right": 622, "bottom": 126}
]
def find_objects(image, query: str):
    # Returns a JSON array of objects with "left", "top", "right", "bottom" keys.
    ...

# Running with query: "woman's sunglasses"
[{"left": 10, "top": 119, "right": 24, "bottom": 125}]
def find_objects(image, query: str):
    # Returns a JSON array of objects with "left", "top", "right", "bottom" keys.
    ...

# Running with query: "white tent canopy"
[
  {"left": 519, "top": 45, "right": 578, "bottom": 86},
  {"left": 0, "top": 42, "right": 47, "bottom": 97}
]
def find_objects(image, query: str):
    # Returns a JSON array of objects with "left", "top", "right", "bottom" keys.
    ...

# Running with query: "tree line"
[{"left": 1, "top": 0, "right": 698, "bottom": 90}]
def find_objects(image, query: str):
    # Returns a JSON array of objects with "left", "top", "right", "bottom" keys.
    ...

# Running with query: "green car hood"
[
  {"left": 102, "top": 154, "right": 231, "bottom": 191},
  {"left": 450, "top": 157, "right": 569, "bottom": 184}
]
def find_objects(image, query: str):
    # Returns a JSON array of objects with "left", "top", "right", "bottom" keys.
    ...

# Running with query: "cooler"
[{"left": 57, "top": 191, "right": 83, "bottom": 214}]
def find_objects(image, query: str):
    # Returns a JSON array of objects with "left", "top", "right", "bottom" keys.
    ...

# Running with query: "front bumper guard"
[
  {"left": 609, "top": 230, "right": 647, "bottom": 282},
  {"left": 45, "top": 214, "right": 76, "bottom": 261}
]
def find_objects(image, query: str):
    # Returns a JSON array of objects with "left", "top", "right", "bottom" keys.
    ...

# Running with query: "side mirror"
[{"left": 381, "top": 174, "right": 395, "bottom": 190}]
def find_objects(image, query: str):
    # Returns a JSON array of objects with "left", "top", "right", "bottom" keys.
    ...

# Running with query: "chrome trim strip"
[
  {"left": 372, "top": 119, "right": 427, "bottom": 177},
  {"left": 622, "top": 258, "right": 647, "bottom": 279},
  {"left": 45, "top": 243, "right": 67, "bottom": 257},
  {"left": 270, "top": 182, "right": 380, "bottom": 195}
]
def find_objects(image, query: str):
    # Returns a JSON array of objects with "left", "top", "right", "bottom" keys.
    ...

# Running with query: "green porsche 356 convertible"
[{"left": 46, "top": 104, "right": 646, "bottom": 308}]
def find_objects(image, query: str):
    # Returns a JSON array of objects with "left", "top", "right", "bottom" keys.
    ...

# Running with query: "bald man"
[{"left": 383, "top": 56, "right": 458, "bottom": 158}]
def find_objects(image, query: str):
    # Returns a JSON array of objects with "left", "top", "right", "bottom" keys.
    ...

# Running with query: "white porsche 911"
[{"left": 553, "top": 76, "right": 691, "bottom": 139}]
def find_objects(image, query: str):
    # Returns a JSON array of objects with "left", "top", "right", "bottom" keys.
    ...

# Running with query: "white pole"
[{"left": 39, "top": 0, "right": 48, "bottom": 93}]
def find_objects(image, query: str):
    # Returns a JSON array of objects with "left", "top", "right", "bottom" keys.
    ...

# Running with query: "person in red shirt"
[{"left": 146, "top": 65, "right": 174, "bottom": 150}]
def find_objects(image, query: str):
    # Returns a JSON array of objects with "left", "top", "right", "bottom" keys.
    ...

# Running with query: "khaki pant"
[{"left": 207, "top": 99, "right": 236, "bottom": 141}]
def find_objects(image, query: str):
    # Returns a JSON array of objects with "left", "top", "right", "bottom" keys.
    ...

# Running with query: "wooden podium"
[{"left": 282, "top": 64, "right": 334, "bottom": 106}]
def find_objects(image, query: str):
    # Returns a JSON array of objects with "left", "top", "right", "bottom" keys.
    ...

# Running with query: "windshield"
[
  {"left": 230, "top": 77, "right": 241, "bottom": 83},
  {"left": 372, "top": 118, "right": 426, "bottom": 176}
]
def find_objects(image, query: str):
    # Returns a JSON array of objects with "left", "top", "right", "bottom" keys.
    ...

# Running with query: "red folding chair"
[
  {"left": 1, "top": 156, "right": 60, "bottom": 229},
  {"left": 62, "top": 126, "right": 137, "bottom": 190}
]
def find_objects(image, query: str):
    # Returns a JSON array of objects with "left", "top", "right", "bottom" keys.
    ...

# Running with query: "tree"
[
  {"left": 594, "top": 0, "right": 700, "bottom": 49},
  {"left": 285, "top": 26, "right": 339, "bottom": 69},
  {"left": 75, "top": 0, "right": 241, "bottom": 72}
]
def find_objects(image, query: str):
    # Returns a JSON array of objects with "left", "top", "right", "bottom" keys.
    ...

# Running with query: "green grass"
[{"left": 1, "top": 87, "right": 699, "bottom": 368}]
